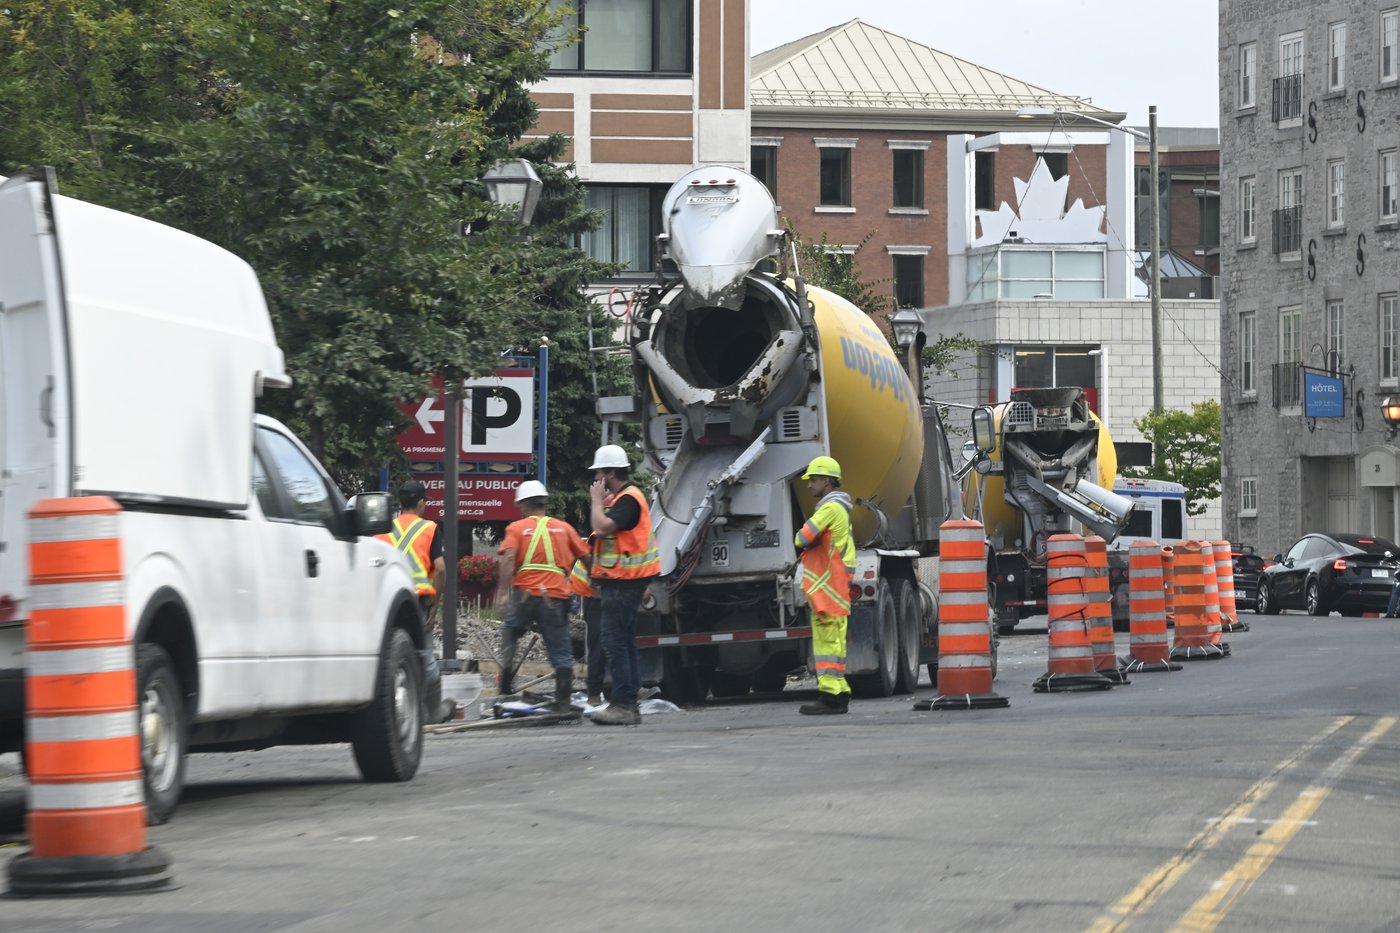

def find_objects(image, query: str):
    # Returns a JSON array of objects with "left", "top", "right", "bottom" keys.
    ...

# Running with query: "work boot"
[
  {"left": 496, "top": 630, "right": 519, "bottom": 696},
  {"left": 590, "top": 701, "right": 641, "bottom": 726},
  {"left": 586, "top": 691, "right": 604, "bottom": 707},
  {"left": 799, "top": 692, "right": 849, "bottom": 716},
  {"left": 553, "top": 668, "right": 578, "bottom": 715}
]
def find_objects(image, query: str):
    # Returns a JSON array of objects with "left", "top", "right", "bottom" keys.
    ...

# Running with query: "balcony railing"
[
  {"left": 1273, "top": 73, "right": 1303, "bottom": 122},
  {"left": 1272, "top": 206, "right": 1302, "bottom": 254},
  {"left": 1273, "top": 361, "right": 1303, "bottom": 408}
]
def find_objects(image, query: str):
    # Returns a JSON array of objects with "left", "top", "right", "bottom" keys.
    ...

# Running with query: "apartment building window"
[
  {"left": 1381, "top": 294, "right": 1399, "bottom": 382},
  {"left": 580, "top": 185, "right": 666, "bottom": 273},
  {"left": 546, "top": 0, "right": 690, "bottom": 73},
  {"left": 1326, "top": 299, "right": 1346, "bottom": 369},
  {"left": 1240, "top": 311, "right": 1257, "bottom": 394},
  {"left": 817, "top": 141, "right": 854, "bottom": 208},
  {"left": 1329, "top": 21, "right": 1348, "bottom": 89},
  {"left": 892, "top": 254, "right": 925, "bottom": 308},
  {"left": 1279, "top": 306, "right": 1302, "bottom": 406},
  {"left": 975, "top": 151, "right": 996, "bottom": 211},
  {"left": 1274, "top": 168, "right": 1303, "bottom": 253},
  {"left": 1382, "top": 149, "right": 1398, "bottom": 220},
  {"left": 1383, "top": 9, "right": 1398, "bottom": 82},
  {"left": 891, "top": 148, "right": 925, "bottom": 210},
  {"left": 751, "top": 144, "right": 778, "bottom": 201},
  {"left": 1328, "top": 160, "right": 1346, "bottom": 227},
  {"left": 1240, "top": 477, "right": 1258, "bottom": 516},
  {"left": 1240, "top": 175, "right": 1256, "bottom": 242},
  {"left": 1275, "top": 33, "right": 1305, "bottom": 122},
  {"left": 1199, "top": 191, "right": 1220, "bottom": 248},
  {"left": 1240, "top": 42, "right": 1257, "bottom": 107},
  {"left": 1040, "top": 152, "right": 1068, "bottom": 180}
]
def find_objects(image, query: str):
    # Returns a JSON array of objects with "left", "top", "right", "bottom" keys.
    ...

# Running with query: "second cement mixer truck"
[{"left": 601, "top": 166, "right": 969, "bottom": 703}]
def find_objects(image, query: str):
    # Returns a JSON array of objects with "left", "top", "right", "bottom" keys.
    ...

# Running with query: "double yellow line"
[{"left": 1085, "top": 714, "right": 1397, "bottom": 933}]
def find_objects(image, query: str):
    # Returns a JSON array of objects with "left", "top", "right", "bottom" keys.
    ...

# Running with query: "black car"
[
  {"left": 1232, "top": 549, "right": 1269, "bottom": 611},
  {"left": 1256, "top": 533, "right": 1399, "bottom": 616}
]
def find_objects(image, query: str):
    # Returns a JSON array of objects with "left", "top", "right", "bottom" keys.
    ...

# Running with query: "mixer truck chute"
[
  {"left": 605, "top": 166, "right": 972, "bottom": 703},
  {"left": 965, "top": 387, "right": 1136, "bottom": 634}
]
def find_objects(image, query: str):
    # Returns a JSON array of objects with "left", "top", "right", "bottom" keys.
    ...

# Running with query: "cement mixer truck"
[
  {"left": 603, "top": 166, "right": 968, "bottom": 703},
  {"left": 963, "top": 387, "right": 1135, "bottom": 634}
]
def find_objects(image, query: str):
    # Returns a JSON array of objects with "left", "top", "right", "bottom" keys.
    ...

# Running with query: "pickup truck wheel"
[
  {"left": 351, "top": 628, "right": 423, "bottom": 783},
  {"left": 137, "top": 644, "right": 187, "bottom": 826}
]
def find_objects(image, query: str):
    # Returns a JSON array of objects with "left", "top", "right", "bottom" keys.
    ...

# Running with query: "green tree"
[{"left": 1121, "top": 400, "right": 1222, "bottom": 516}]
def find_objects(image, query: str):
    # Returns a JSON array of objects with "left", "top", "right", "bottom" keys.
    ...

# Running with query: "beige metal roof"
[{"left": 752, "top": 18, "right": 1114, "bottom": 115}]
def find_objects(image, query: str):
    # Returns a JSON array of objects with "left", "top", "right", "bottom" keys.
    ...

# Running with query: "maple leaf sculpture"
[{"left": 972, "top": 157, "right": 1107, "bottom": 248}]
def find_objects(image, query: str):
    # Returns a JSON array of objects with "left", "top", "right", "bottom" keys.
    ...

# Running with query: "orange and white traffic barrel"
[
  {"left": 1084, "top": 537, "right": 1128, "bottom": 685},
  {"left": 1034, "top": 534, "right": 1113, "bottom": 692},
  {"left": 1169, "top": 541, "right": 1226, "bottom": 661},
  {"left": 1201, "top": 541, "right": 1231, "bottom": 655},
  {"left": 1214, "top": 540, "right": 1249, "bottom": 633},
  {"left": 1119, "top": 539, "right": 1181, "bottom": 673},
  {"left": 914, "top": 519, "right": 1008, "bottom": 710},
  {"left": 1161, "top": 545, "right": 1176, "bottom": 627},
  {"left": 6, "top": 497, "right": 173, "bottom": 897}
]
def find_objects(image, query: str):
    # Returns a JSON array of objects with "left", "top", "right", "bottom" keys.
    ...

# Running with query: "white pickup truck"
[{"left": 0, "top": 168, "right": 438, "bottom": 822}]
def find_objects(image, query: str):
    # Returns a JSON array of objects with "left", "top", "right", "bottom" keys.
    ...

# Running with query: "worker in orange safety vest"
[
  {"left": 377, "top": 480, "right": 446, "bottom": 612},
  {"left": 794, "top": 455, "right": 855, "bottom": 715}
]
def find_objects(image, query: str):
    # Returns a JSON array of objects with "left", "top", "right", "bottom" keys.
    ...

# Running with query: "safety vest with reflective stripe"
[
  {"left": 592, "top": 485, "right": 661, "bottom": 581},
  {"left": 518, "top": 516, "right": 566, "bottom": 579},
  {"left": 378, "top": 514, "right": 436, "bottom": 597},
  {"left": 795, "top": 493, "right": 855, "bottom": 617},
  {"left": 569, "top": 558, "right": 596, "bottom": 598}
]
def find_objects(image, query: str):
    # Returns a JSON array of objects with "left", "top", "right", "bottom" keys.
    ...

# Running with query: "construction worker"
[
  {"left": 377, "top": 480, "right": 447, "bottom": 614},
  {"left": 794, "top": 455, "right": 855, "bottom": 715},
  {"left": 494, "top": 480, "right": 589, "bottom": 713},
  {"left": 586, "top": 444, "right": 660, "bottom": 726}
]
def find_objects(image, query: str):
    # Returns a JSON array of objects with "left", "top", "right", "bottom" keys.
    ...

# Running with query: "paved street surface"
[{"left": 3, "top": 613, "right": 1399, "bottom": 932}]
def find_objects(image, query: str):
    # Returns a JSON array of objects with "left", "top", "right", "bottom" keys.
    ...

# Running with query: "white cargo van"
[{"left": 0, "top": 168, "right": 436, "bottom": 822}]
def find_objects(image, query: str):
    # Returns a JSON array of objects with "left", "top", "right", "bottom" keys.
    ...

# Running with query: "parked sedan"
[
  {"left": 1232, "top": 549, "right": 1269, "bottom": 612},
  {"left": 1256, "top": 533, "right": 1399, "bottom": 616}
]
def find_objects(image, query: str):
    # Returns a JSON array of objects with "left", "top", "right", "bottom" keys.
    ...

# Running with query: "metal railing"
[
  {"left": 1272, "top": 361, "right": 1303, "bottom": 408},
  {"left": 1272, "top": 73, "right": 1303, "bottom": 122},
  {"left": 1272, "top": 206, "right": 1302, "bottom": 254}
]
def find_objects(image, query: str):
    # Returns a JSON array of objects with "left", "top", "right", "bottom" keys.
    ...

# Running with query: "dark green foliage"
[{"left": 1122, "top": 401, "right": 1222, "bottom": 516}]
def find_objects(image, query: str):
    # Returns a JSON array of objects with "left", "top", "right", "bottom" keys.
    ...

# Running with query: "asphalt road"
[{"left": 3, "top": 613, "right": 1399, "bottom": 933}]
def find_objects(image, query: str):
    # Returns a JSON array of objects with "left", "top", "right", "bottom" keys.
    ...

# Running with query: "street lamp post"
[
  {"left": 1016, "top": 105, "right": 1163, "bottom": 465},
  {"left": 890, "top": 307, "right": 925, "bottom": 403},
  {"left": 439, "top": 158, "right": 544, "bottom": 667}
]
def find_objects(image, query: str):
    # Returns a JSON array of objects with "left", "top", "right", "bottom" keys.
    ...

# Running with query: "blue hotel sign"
[{"left": 1303, "top": 370, "right": 1346, "bottom": 417}]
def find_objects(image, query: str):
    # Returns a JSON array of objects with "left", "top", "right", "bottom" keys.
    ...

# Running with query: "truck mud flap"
[{"left": 843, "top": 604, "right": 877, "bottom": 674}]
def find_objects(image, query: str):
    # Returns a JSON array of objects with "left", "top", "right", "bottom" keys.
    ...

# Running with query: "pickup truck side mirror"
[
  {"left": 352, "top": 492, "right": 393, "bottom": 536},
  {"left": 1272, "top": 554, "right": 1284, "bottom": 563},
  {"left": 971, "top": 407, "right": 996, "bottom": 455}
]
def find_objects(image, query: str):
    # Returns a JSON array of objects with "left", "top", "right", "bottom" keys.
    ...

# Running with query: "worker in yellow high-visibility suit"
[{"left": 794, "top": 455, "right": 855, "bottom": 715}]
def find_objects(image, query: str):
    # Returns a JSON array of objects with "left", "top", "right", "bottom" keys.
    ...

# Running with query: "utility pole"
[
  {"left": 1149, "top": 105, "right": 1164, "bottom": 471},
  {"left": 441, "top": 377, "right": 460, "bottom": 666}
]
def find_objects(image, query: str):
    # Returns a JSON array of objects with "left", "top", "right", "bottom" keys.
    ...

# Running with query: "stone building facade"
[{"left": 1220, "top": 0, "right": 1400, "bottom": 554}]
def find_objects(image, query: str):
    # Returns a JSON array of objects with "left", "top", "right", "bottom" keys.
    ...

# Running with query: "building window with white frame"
[
  {"left": 1381, "top": 294, "right": 1399, "bottom": 382},
  {"left": 1240, "top": 42, "right": 1257, "bottom": 107},
  {"left": 1328, "top": 160, "right": 1346, "bottom": 227},
  {"left": 816, "top": 139, "right": 855, "bottom": 209},
  {"left": 1240, "top": 477, "right": 1258, "bottom": 516},
  {"left": 1279, "top": 306, "right": 1302, "bottom": 406},
  {"left": 1275, "top": 168, "right": 1303, "bottom": 253},
  {"left": 1326, "top": 299, "right": 1346, "bottom": 369},
  {"left": 1240, "top": 311, "right": 1257, "bottom": 395},
  {"left": 546, "top": 0, "right": 690, "bottom": 73},
  {"left": 891, "top": 147, "right": 925, "bottom": 210},
  {"left": 1382, "top": 149, "right": 1398, "bottom": 220},
  {"left": 1383, "top": 9, "right": 1398, "bottom": 82},
  {"left": 1275, "top": 33, "right": 1305, "bottom": 122},
  {"left": 1240, "top": 175, "right": 1256, "bottom": 242},
  {"left": 1329, "top": 21, "right": 1348, "bottom": 89}
]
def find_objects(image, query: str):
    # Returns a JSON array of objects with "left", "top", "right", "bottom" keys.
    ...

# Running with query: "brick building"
[{"left": 1219, "top": 0, "right": 1400, "bottom": 553}]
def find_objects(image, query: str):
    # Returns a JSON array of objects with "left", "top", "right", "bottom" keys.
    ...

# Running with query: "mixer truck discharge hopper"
[{"left": 603, "top": 166, "right": 972, "bottom": 703}]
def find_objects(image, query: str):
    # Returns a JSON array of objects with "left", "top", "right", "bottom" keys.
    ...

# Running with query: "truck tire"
[
  {"left": 751, "top": 655, "right": 792, "bottom": 694},
  {"left": 137, "top": 644, "right": 187, "bottom": 826},
  {"left": 709, "top": 671, "right": 752, "bottom": 698},
  {"left": 893, "top": 579, "right": 921, "bottom": 695},
  {"left": 850, "top": 584, "right": 897, "bottom": 698},
  {"left": 660, "top": 652, "right": 711, "bottom": 706},
  {"left": 351, "top": 628, "right": 423, "bottom": 783}
]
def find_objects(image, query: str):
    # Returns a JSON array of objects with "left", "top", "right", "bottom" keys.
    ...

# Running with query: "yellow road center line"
[
  {"left": 1083, "top": 716, "right": 1353, "bottom": 933},
  {"left": 1168, "top": 716, "right": 1397, "bottom": 933}
]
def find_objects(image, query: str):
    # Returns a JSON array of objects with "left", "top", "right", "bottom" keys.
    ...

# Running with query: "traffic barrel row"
[
  {"left": 6, "top": 497, "right": 173, "bottom": 897},
  {"left": 913, "top": 519, "right": 1008, "bottom": 710}
]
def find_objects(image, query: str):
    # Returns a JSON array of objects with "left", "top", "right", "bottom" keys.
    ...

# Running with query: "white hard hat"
[
  {"left": 514, "top": 479, "right": 549, "bottom": 503},
  {"left": 588, "top": 444, "right": 630, "bottom": 471}
]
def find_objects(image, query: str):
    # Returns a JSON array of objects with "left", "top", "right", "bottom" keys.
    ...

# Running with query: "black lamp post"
[
  {"left": 890, "top": 307, "right": 925, "bottom": 403},
  {"left": 439, "top": 158, "right": 544, "bottom": 668}
]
